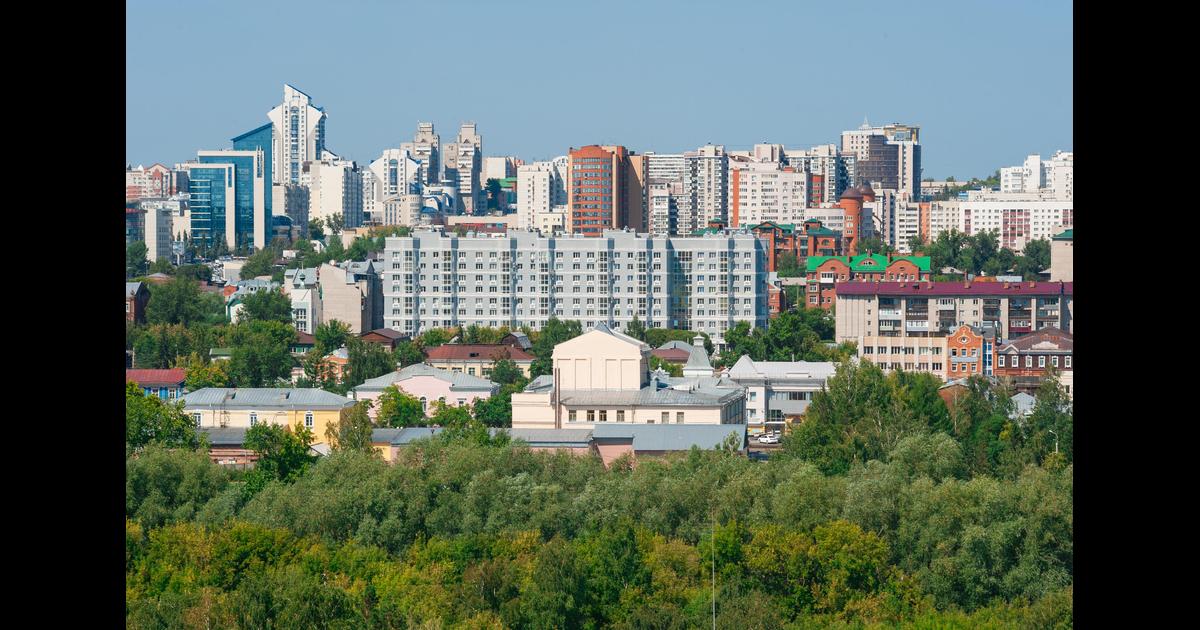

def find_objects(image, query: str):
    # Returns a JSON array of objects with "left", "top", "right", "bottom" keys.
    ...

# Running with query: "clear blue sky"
[{"left": 126, "top": 0, "right": 1072, "bottom": 179}]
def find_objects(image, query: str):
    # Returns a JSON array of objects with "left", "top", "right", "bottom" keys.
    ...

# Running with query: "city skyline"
[{"left": 126, "top": 1, "right": 1072, "bottom": 179}]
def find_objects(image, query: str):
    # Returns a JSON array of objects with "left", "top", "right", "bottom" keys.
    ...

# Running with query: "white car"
[{"left": 757, "top": 434, "right": 779, "bottom": 444}]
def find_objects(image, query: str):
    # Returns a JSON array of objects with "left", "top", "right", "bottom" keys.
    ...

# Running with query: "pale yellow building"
[
  {"left": 511, "top": 324, "right": 745, "bottom": 430},
  {"left": 180, "top": 388, "right": 355, "bottom": 447}
]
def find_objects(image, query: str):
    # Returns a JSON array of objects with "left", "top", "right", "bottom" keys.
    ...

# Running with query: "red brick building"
[
  {"left": 804, "top": 254, "right": 932, "bottom": 309},
  {"left": 994, "top": 327, "right": 1073, "bottom": 396},
  {"left": 126, "top": 282, "right": 149, "bottom": 323},
  {"left": 944, "top": 324, "right": 997, "bottom": 380},
  {"left": 751, "top": 219, "right": 842, "bottom": 272}
]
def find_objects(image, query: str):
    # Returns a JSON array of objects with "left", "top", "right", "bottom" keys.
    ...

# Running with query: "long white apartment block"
[{"left": 381, "top": 228, "right": 770, "bottom": 346}]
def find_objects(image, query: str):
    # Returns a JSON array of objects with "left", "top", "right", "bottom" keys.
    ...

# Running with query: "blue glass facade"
[
  {"left": 187, "top": 165, "right": 231, "bottom": 247},
  {"left": 232, "top": 123, "right": 273, "bottom": 215}
]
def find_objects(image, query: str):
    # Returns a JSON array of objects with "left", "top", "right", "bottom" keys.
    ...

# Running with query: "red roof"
[
  {"left": 425, "top": 344, "right": 535, "bottom": 362},
  {"left": 835, "top": 281, "right": 1073, "bottom": 297},
  {"left": 362, "top": 328, "right": 408, "bottom": 341},
  {"left": 651, "top": 348, "right": 692, "bottom": 363},
  {"left": 295, "top": 331, "right": 317, "bottom": 345},
  {"left": 126, "top": 368, "right": 187, "bottom": 387}
]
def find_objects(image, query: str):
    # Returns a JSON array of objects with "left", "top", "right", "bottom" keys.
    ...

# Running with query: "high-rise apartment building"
[
  {"left": 443, "top": 123, "right": 483, "bottom": 214},
  {"left": 568, "top": 145, "right": 626, "bottom": 236},
  {"left": 841, "top": 122, "right": 921, "bottom": 197},
  {"left": 267, "top": 84, "right": 326, "bottom": 186},
  {"left": 126, "top": 164, "right": 188, "bottom": 201},
  {"left": 729, "top": 162, "right": 809, "bottom": 228},
  {"left": 367, "top": 148, "right": 421, "bottom": 221},
  {"left": 400, "top": 122, "right": 440, "bottom": 187},
  {"left": 647, "top": 181, "right": 683, "bottom": 236},
  {"left": 380, "top": 228, "right": 769, "bottom": 346},
  {"left": 1000, "top": 151, "right": 1073, "bottom": 200},
  {"left": 645, "top": 153, "right": 687, "bottom": 183},
  {"left": 680, "top": 145, "right": 729, "bottom": 234},
  {"left": 517, "top": 160, "right": 567, "bottom": 232},
  {"left": 303, "top": 157, "right": 364, "bottom": 229},
  {"left": 784, "top": 144, "right": 856, "bottom": 204}
]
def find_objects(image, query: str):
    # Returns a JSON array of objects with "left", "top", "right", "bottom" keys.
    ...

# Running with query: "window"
[
  {"left": 1065, "top": 356, "right": 1071, "bottom": 368},
  {"left": 661, "top": 412, "right": 669, "bottom": 424},
  {"left": 749, "top": 391, "right": 757, "bottom": 401},
  {"left": 468, "top": 367, "right": 476, "bottom": 375},
  {"left": 569, "top": 409, "right": 577, "bottom": 422},
  {"left": 1038, "top": 355, "right": 1046, "bottom": 368},
  {"left": 599, "top": 410, "right": 607, "bottom": 422},
  {"left": 304, "top": 412, "right": 314, "bottom": 429},
  {"left": 676, "top": 412, "right": 684, "bottom": 423},
  {"left": 457, "top": 398, "right": 466, "bottom": 406},
  {"left": 1025, "top": 356, "right": 1033, "bottom": 368},
  {"left": 1052, "top": 356, "right": 1059, "bottom": 368},
  {"left": 587, "top": 409, "right": 595, "bottom": 423},
  {"left": 616, "top": 410, "right": 625, "bottom": 422},
  {"left": 249, "top": 412, "right": 258, "bottom": 426},
  {"left": 998, "top": 355, "right": 1006, "bottom": 368},
  {"left": 420, "top": 397, "right": 427, "bottom": 412},
  {"left": 192, "top": 412, "right": 202, "bottom": 428}
]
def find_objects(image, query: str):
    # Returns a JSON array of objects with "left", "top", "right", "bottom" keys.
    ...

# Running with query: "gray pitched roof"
[
  {"left": 182, "top": 388, "right": 355, "bottom": 410},
  {"left": 126, "top": 282, "right": 145, "bottom": 298},
  {"left": 684, "top": 345, "right": 713, "bottom": 370},
  {"left": 354, "top": 363, "right": 498, "bottom": 392},
  {"left": 523, "top": 375, "right": 555, "bottom": 393},
  {"left": 727, "top": 356, "right": 837, "bottom": 382},
  {"left": 591, "top": 423, "right": 747, "bottom": 451},
  {"left": 199, "top": 426, "right": 248, "bottom": 446},
  {"left": 1010, "top": 392, "right": 1036, "bottom": 418},
  {"left": 658, "top": 340, "right": 693, "bottom": 351},
  {"left": 371, "top": 427, "right": 443, "bottom": 445},
  {"left": 508, "top": 428, "right": 593, "bottom": 447}
]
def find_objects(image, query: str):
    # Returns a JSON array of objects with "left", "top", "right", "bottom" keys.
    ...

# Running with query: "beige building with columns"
[{"left": 511, "top": 324, "right": 745, "bottom": 429}]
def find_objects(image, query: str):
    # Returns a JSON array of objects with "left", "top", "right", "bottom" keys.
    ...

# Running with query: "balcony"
[
  {"left": 906, "top": 320, "right": 930, "bottom": 330},
  {"left": 878, "top": 309, "right": 901, "bottom": 318},
  {"left": 879, "top": 321, "right": 900, "bottom": 331}
]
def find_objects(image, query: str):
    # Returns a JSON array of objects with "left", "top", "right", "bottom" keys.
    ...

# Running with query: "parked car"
[{"left": 757, "top": 434, "right": 779, "bottom": 444}]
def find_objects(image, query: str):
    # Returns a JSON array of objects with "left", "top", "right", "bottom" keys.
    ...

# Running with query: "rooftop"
[
  {"left": 425, "top": 344, "right": 535, "bottom": 362},
  {"left": 806, "top": 254, "right": 932, "bottom": 273},
  {"left": 355, "top": 363, "right": 498, "bottom": 392},
  {"left": 591, "top": 423, "right": 747, "bottom": 451},
  {"left": 836, "top": 280, "right": 1072, "bottom": 297},
  {"left": 181, "top": 388, "right": 354, "bottom": 410},
  {"left": 999, "top": 327, "right": 1073, "bottom": 352},
  {"left": 127, "top": 368, "right": 188, "bottom": 387},
  {"left": 726, "top": 356, "right": 838, "bottom": 381}
]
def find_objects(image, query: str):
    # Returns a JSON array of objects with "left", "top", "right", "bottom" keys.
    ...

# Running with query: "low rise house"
[
  {"left": 290, "top": 331, "right": 317, "bottom": 355},
  {"left": 368, "top": 425, "right": 745, "bottom": 467},
  {"left": 994, "top": 327, "right": 1073, "bottom": 398},
  {"left": 283, "top": 267, "right": 322, "bottom": 334},
  {"left": 181, "top": 388, "right": 355, "bottom": 447},
  {"left": 651, "top": 340, "right": 693, "bottom": 365},
  {"left": 361, "top": 328, "right": 409, "bottom": 351},
  {"left": 510, "top": 324, "right": 746, "bottom": 430},
  {"left": 591, "top": 423, "right": 747, "bottom": 467},
  {"left": 352, "top": 363, "right": 498, "bottom": 419},
  {"left": 126, "top": 282, "right": 149, "bottom": 323},
  {"left": 198, "top": 427, "right": 258, "bottom": 467},
  {"left": 425, "top": 343, "right": 536, "bottom": 378},
  {"left": 127, "top": 368, "right": 187, "bottom": 400},
  {"left": 726, "top": 357, "right": 836, "bottom": 435}
]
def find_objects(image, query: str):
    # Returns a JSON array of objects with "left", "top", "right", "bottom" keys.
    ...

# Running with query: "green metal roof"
[
  {"left": 807, "top": 227, "right": 838, "bottom": 236},
  {"left": 805, "top": 254, "right": 932, "bottom": 273},
  {"left": 1052, "top": 229, "right": 1073, "bottom": 241}
]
